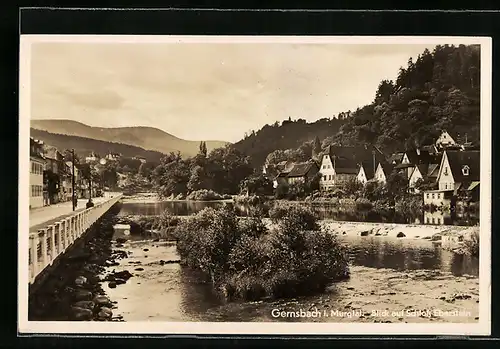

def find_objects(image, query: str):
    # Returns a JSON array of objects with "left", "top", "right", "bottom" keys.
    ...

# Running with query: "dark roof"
[
  {"left": 404, "top": 149, "right": 438, "bottom": 165},
  {"left": 324, "top": 145, "right": 385, "bottom": 175},
  {"left": 445, "top": 150, "right": 480, "bottom": 183},
  {"left": 325, "top": 145, "right": 384, "bottom": 163},
  {"left": 336, "top": 167, "right": 359, "bottom": 175},
  {"left": 427, "top": 163, "right": 440, "bottom": 178},
  {"left": 379, "top": 162, "right": 395, "bottom": 174},
  {"left": 359, "top": 161, "right": 377, "bottom": 179},
  {"left": 394, "top": 163, "right": 414, "bottom": 169},
  {"left": 388, "top": 152, "right": 404, "bottom": 164},
  {"left": 421, "top": 145, "right": 439, "bottom": 155},
  {"left": 287, "top": 161, "right": 318, "bottom": 178}
]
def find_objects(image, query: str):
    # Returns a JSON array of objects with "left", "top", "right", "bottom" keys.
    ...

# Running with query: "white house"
[
  {"left": 30, "top": 138, "right": 46, "bottom": 209},
  {"left": 319, "top": 145, "right": 383, "bottom": 190},
  {"left": 436, "top": 150, "right": 479, "bottom": 192},
  {"left": 357, "top": 161, "right": 377, "bottom": 185},
  {"left": 373, "top": 162, "right": 394, "bottom": 184},
  {"left": 435, "top": 130, "right": 457, "bottom": 148},
  {"left": 423, "top": 189, "right": 453, "bottom": 225},
  {"left": 85, "top": 152, "right": 100, "bottom": 163},
  {"left": 408, "top": 163, "right": 437, "bottom": 193}
]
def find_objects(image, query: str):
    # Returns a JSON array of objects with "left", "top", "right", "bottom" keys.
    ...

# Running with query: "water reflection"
[
  {"left": 119, "top": 201, "right": 232, "bottom": 216},
  {"left": 340, "top": 235, "right": 478, "bottom": 277}
]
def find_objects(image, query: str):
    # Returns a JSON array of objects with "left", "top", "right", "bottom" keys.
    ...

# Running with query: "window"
[
  {"left": 444, "top": 167, "right": 448, "bottom": 175},
  {"left": 432, "top": 217, "right": 435, "bottom": 224},
  {"left": 436, "top": 193, "right": 440, "bottom": 199},
  {"left": 462, "top": 165, "right": 470, "bottom": 176},
  {"left": 426, "top": 217, "right": 430, "bottom": 224},
  {"left": 426, "top": 194, "right": 430, "bottom": 199},
  {"left": 432, "top": 193, "right": 435, "bottom": 199},
  {"left": 437, "top": 218, "right": 441, "bottom": 225},
  {"left": 323, "top": 176, "right": 327, "bottom": 181}
]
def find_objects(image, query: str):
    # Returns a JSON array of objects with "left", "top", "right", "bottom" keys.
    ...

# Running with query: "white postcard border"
[{"left": 18, "top": 35, "right": 492, "bottom": 336}]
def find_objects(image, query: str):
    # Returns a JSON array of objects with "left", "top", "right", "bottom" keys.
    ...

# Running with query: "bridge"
[{"left": 28, "top": 192, "right": 123, "bottom": 285}]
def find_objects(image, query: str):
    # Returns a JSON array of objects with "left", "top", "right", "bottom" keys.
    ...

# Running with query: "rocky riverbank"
[{"left": 28, "top": 206, "right": 126, "bottom": 322}]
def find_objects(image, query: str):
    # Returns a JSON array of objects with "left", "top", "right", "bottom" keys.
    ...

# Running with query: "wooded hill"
[
  {"left": 232, "top": 117, "right": 347, "bottom": 167},
  {"left": 30, "top": 128, "right": 165, "bottom": 163},
  {"left": 233, "top": 44, "right": 481, "bottom": 167}
]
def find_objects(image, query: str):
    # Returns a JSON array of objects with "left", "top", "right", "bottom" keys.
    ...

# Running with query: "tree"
[
  {"left": 312, "top": 136, "right": 322, "bottom": 160},
  {"left": 386, "top": 172, "right": 409, "bottom": 200},
  {"left": 343, "top": 177, "right": 363, "bottom": 197},
  {"left": 240, "top": 172, "right": 273, "bottom": 196},
  {"left": 63, "top": 149, "right": 80, "bottom": 164},
  {"left": 187, "top": 165, "right": 207, "bottom": 192},
  {"left": 199, "top": 141, "right": 208, "bottom": 157}
]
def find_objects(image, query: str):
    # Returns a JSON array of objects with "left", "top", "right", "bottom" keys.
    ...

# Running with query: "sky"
[{"left": 30, "top": 41, "right": 437, "bottom": 143}]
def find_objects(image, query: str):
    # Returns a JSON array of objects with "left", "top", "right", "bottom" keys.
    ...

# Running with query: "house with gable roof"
[
  {"left": 422, "top": 150, "right": 480, "bottom": 225},
  {"left": 286, "top": 161, "right": 320, "bottom": 185},
  {"left": 373, "top": 162, "right": 395, "bottom": 184},
  {"left": 319, "top": 145, "right": 385, "bottom": 190}
]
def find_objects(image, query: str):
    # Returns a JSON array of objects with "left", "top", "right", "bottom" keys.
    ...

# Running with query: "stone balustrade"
[{"left": 28, "top": 194, "right": 123, "bottom": 284}]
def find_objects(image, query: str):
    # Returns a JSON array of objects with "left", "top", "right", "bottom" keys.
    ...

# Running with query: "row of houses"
[
  {"left": 29, "top": 138, "right": 105, "bottom": 209},
  {"left": 262, "top": 130, "right": 480, "bottom": 226}
]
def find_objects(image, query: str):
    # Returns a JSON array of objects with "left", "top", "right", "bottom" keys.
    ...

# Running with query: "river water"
[{"left": 105, "top": 201, "right": 479, "bottom": 323}]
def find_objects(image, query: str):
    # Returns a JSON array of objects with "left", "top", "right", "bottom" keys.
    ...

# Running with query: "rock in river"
[
  {"left": 71, "top": 306, "right": 93, "bottom": 321},
  {"left": 75, "top": 276, "right": 87, "bottom": 286},
  {"left": 74, "top": 289, "right": 93, "bottom": 301},
  {"left": 73, "top": 300, "right": 95, "bottom": 310},
  {"left": 108, "top": 281, "right": 117, "bottom": 289},
  {"left": 97, "top": 306, "right": 113, "bottom": 320},
  {"left": 93, "top": 295, "right": 112, "bottom": 307}
]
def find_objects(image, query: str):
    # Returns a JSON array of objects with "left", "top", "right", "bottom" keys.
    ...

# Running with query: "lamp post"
[{"left": 71, "top": 149, "right": 77, "bottom": 211}]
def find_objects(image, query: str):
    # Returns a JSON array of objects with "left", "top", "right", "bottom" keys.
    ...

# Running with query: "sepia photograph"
[{"left": 18, "top": 35, "right": 491, "bottom": 335}]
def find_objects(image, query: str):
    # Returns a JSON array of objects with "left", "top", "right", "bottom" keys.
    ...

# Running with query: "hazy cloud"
[{"left": 30, "top": 41, "right": 437, "bottom": 142}]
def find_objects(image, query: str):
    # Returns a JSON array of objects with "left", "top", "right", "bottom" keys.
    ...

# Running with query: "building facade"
[{"left": 29, "top": 138, "right": 46, "bottom": 209}]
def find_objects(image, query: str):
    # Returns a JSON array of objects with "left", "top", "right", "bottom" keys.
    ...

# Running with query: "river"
[{"left": 105, "top": 200, "right": 479, "bottom": 323}]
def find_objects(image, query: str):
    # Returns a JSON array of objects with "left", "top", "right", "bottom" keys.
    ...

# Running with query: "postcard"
[{"left": 19, "top": 34, "right": 492, "bottom": 336}]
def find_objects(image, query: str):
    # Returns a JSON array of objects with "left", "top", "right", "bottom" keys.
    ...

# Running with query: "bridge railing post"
[
  {"left": 29, "top": 234, "right": 37, "bottom": 283},
  {"left": 55, "top": 222, "right": 62, "bottom": 254},
  {"left": 65, "top": 217, "right": 71, "bottom": 246},
  {"left": 38, "top": 230, "right": 48, "bottom": 272},
  {"left": 49, "top": 225, "right": 56, "bottom": 264},
  {"left": 79, "top": 212, "right": 83, "bottom": 237}
]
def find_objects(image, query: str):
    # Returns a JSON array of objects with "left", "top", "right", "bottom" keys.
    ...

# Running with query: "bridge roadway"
[{"left": 28, "top": 193, "right": 123, "bottom": 285}]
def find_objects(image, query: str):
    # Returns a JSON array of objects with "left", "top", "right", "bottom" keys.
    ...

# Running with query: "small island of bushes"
[{"left": 172, "top": 202, "right": 350, "bottom": 300}]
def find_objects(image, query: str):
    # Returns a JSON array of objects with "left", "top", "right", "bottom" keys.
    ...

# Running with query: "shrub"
[
  {"left": 269, "top": 201, "right": 319, "bottom": 231},
  {"left": 155, "top": 210, "right": 180, "bottom": 231},
  {"left": 174, "top": 206, "right": 241, "bottom": 283},
  {"left": 460, "top": 229, "right": 479, "bottom": 258},
  {"left": 174, "top": 203, "right": 349, "bottom": 301},
  {"left": 355, "top": 197, "right": 373, "bottom": 211},
  {"left": 186, "top": 189, "right": 224, "bottom": 201}
]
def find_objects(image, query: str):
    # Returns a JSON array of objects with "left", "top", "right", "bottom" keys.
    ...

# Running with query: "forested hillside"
[
  {"left": 233, "top": 44, "right": 481, "bottom": 167},
  {"left": 30, "top": 128, "right": 165, "bottom": 163},
  {"left": 324, "top": 44, "right": 481, "bottom": 153},
  {"left": 232, "top": 117, "right": 347, "bottom": 167}
]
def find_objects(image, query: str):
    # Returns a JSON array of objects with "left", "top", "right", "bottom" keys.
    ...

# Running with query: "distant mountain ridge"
[
  {"left": 30, "top": 128, "right": 165, "bottom": 163},
  {"left": 30, "top": 119, "right": 229, "bottom": 158}
]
